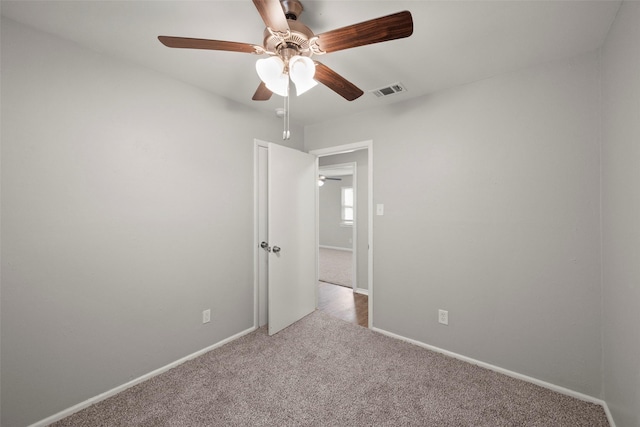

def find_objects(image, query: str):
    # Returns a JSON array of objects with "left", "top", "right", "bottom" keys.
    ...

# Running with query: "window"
[{"left": 341, "top": 187, "right": 354, "bottom": 226}]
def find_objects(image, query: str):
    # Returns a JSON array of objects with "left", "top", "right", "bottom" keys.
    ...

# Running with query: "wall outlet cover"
[{"left": 438, "top": 309, "right": 449, "bottom": 325}]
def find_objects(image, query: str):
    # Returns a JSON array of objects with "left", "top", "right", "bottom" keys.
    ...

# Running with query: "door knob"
[
  {"left": 260, "top": 241, "right": 271, "bottom": 252},
  {"left": 272, "top": 246, "right": 281, "bottom": 254}
]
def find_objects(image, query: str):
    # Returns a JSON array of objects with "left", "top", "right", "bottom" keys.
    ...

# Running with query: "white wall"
[
  {"left": 601, "top": 2, "right": 640, "bottom": 426},
  {"left": 319, "top": 174, "right": 353, "bottom": 249},
  {"left": 306, "top": 52, "right": 602, "bottom": 397},
  {"left": 0, "top": 18, "right": 302, "bottom": 426}
]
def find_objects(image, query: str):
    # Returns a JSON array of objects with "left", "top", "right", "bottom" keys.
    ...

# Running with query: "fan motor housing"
[
  {"left": 263, "top": 19, "right": 315, "bottom": 57},
  {"left": 281, "top": 0, "right": 304, "bottom": 20}
]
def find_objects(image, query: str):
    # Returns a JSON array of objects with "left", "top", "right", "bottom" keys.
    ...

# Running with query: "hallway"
[{"left": 318, "top": 281, "right": 368, "bottom": 327}]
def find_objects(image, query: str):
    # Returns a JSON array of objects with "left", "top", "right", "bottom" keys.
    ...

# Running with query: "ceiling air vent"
[{"left": 371, "top": 82, "right": 407, "bottom": 98}]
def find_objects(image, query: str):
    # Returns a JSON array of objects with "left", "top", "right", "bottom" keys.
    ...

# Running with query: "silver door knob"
[
  {"left": 260, "top": 241, "right": 271, "bottom": 252},
  {"left": 272, "top": 246, "right": 281, "bottom": 254}
]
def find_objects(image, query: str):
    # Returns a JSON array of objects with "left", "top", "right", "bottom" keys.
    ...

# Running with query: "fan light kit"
[
  {"left": 256, "top": 55, "right": 317, "bottom": 97},
  {"left": 158, "top": 0, "right": 413, "bottom": 139}
]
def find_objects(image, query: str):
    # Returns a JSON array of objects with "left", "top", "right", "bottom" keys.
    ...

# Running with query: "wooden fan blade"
[
  {"left": 252, "top": 81, "right": 273, "bottom": 101},
  {"left": 315, "top": 11, "right": 413, "bottom": 54},
  {"left": 158, "top": 36, "right": 260, "bottom": 54},
  {"left": 314, "top": 62, "right": 364, "bottom": 101},
  {"left": 252, "top": 0, "right": 289, "bottom": 34}
]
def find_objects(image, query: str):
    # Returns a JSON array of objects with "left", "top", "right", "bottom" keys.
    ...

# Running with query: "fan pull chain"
[{"left": 282, "top": 93, "right": 291, "bottom": 140}]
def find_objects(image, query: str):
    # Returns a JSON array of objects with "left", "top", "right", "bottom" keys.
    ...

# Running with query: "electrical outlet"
[
  {"left": 202, "top": 309, "right": 211, "bottom": 324},
  {"left": 438, "top": 309, "right": 448, "bottom": 325}
]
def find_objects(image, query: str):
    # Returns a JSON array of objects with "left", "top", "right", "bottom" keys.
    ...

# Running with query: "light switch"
[{"left": 376, "top": 204, "right": 384, "bottom": 216}]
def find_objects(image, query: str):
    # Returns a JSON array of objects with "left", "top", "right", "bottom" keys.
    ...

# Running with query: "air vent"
[{"left": 371, "top": 82, "right": 407, "bottom": 98}]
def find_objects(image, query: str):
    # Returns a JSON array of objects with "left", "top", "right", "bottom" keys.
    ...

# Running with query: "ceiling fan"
[
  {"left": 158, "top": 0, "right": 413, "bottom": 102},
  {"left": 318, "top": 175, "right": 341, "bottom": 186}
]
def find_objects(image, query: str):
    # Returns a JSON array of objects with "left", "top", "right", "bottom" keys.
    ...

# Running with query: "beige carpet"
[
  {"left": 318, "top": 247, "right": 352, "bottom": 288},
  {"left": 53, "top": 311, "right": 609, "bottom": 426}
]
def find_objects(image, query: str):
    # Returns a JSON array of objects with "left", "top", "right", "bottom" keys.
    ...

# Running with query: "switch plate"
[
  {"left": 202, "top": 309, "right": 211, "bottom": 324},
  {"left": 376, "top": 204, "right": 384, "bottom": 216},
  {"left": 438, "top": 309, "right": 448, "bottom": 325}
]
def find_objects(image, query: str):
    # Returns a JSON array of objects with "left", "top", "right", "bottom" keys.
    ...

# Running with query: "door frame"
[
  {"left": 318, "top": 161, "right": 357, "bottom": 291},
  {"left": 310, "top": 140, "right": 373, "bottom": 329},
  {"left": 253, "top": 139, "right": 269, "bottom": 329}
]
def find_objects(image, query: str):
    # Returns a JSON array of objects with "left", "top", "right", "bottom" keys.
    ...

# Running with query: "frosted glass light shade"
[
  {"left": 256, "top": 57, "right": 289, "bottom": 97},
  {"left": 289, "top": 56, "right": 317, "bottom": 96}
]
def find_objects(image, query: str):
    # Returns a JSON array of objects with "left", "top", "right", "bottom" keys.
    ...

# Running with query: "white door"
[{"left": 267, "top": 143, "right": 317, "bottom": 335}]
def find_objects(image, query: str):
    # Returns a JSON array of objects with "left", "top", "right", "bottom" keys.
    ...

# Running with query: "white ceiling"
[{"left": 1, "top": 0, "right": 620, "bottom": 126}]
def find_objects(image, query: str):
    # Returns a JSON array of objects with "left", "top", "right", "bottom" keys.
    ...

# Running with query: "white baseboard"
[
  {"left": 29, "top": 326, "right": 257, "bottom": 427},
  {"left": 603, "top": 402, "right": 617, "bottom": 427},
  {"left": 354, "top": 288, "right": 369, "bottom": 296},
  {"left": 319, "top": 245, "right": 352, "bottom": 252},
  {"left": 371, "top": 327, "right": 614, "bottom": 425}
]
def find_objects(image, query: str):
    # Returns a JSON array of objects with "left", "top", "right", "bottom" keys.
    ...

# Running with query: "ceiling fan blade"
[
  {"left": 252, "top": 0, "right": 290, "bottom": 34},
  {"left": 252, "top": 81, "right": 273, "bottom": 101},
  {"left": 315, "top": 10, "right": 413, "bottom": 54},
  {"left": 314, "top": 62, "right": 364, "bottom": 101},
  {"left": 158, "top": 36, "right": 260, "bottom": 54},
  {"left": 326, "top": 177, "right": 342, "bottom": 181}
]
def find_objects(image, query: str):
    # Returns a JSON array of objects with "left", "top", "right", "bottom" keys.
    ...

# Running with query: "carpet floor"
[
  {"left": 318, "top": 247, "right": 352, "bottom": 288},
  {"left": 53, "top": 311, "right": 608, "bottom": 426}
]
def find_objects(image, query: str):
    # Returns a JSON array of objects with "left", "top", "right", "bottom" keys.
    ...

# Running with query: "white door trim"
[
  {"left": 253, "top": 139, "right": 269, "bottom": 329},
  {"left": 310, "top": 140, "right": 373, "bottom": 329}
]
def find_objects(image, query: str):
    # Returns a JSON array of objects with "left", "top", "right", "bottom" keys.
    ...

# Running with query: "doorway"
[
  {"left": 254, "top": 140, "right": 373, "bottom": 332},
  {"left": 311, "top": 141, "right": 373, "bottom": 329},
  {"left": 318, "top": 162, "right": 356, "bottom": 290},
  {"left": 317, "top": 161, "right": 367, "bottom": 327}
]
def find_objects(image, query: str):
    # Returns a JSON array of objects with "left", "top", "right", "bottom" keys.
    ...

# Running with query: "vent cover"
[{"left": 371, "top": 82, "right": 407, "bottom": 98}]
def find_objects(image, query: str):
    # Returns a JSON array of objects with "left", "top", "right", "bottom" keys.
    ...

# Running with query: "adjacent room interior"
[
  {"left": 317, "top": 159, "right": 369, "bottom": 327},
  {"left": 1, "top": 1, "right": 638, "bottom": 426}
]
